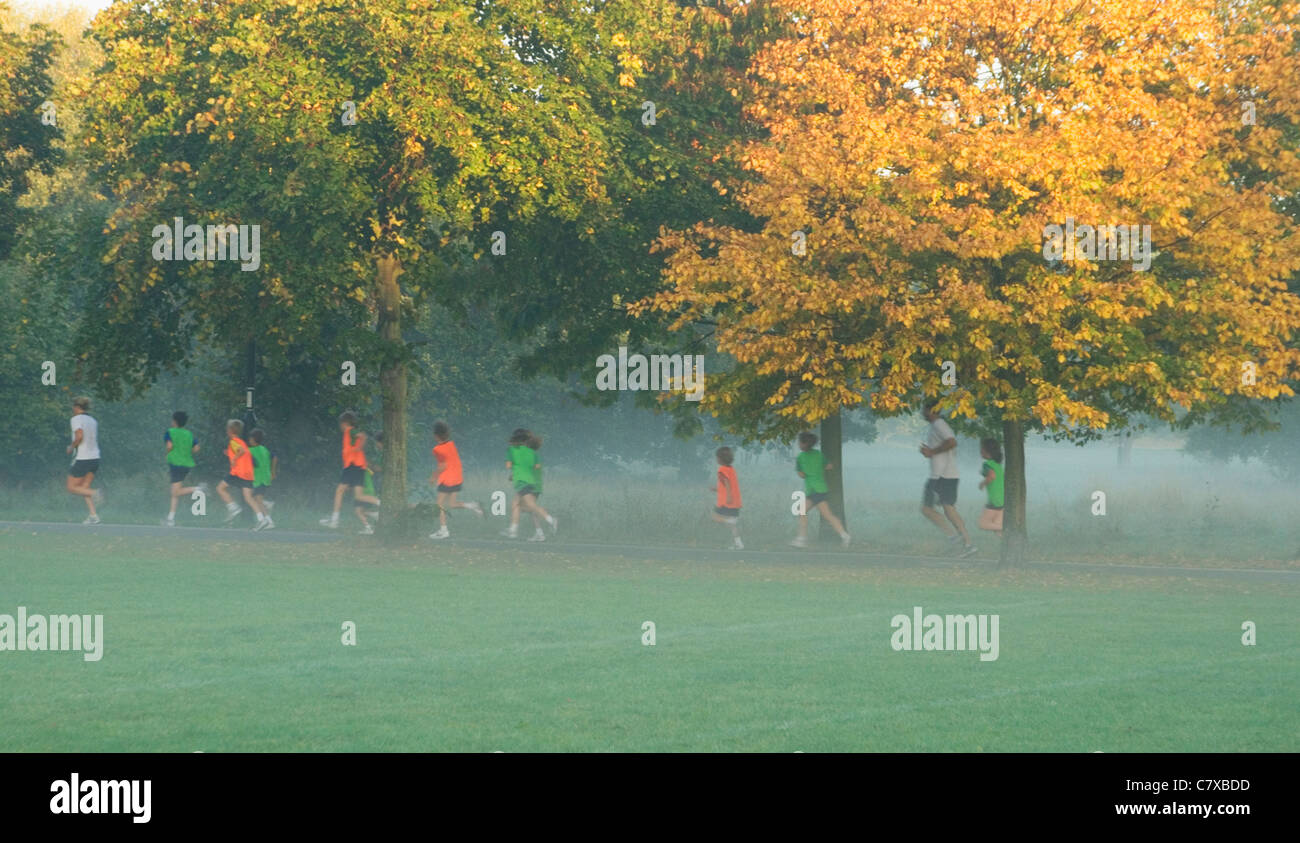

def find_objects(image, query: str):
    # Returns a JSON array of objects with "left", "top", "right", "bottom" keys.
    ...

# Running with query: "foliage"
[
  {"left": 0, "top": 2, "right": 62, "bottom": 260},
  {"left": 638, "top": 0, "right": 1300, "bottom": 435}
]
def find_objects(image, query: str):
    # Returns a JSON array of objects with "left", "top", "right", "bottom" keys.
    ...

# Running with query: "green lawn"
[{"left": 1, "top": 531, "right": 1295, "bottom": 752}]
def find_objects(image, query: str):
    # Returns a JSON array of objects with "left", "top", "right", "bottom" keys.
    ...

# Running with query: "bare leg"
[
  {"left": 942, "top": 504, "right": 970, "bottom": 544},
  {"left": 67, "top": 473, "right": 98, "bottom": 516},
  {"left": 520, "top": 494, "right": 550, "bottom": 522},
  {"left": 922, "top": 505, "right": 956, "bottom": 537},
  {"left": 352, "top": 486, "right": 373, "bottom": 526},
  {"left": 242, "top": 486, "right": 265, "bottom": 517},
  {"left": 169, "top": 481, "right": 186, "bottom": 517},
  {"left": 66, "top": 474, "right": 93, "bottom": 504},
  {"left": 331, "top": 483, "right": 347, "bottom": 516},
  {"left": 709, "top": 510, "right": 740, "bottom": 539},
  {"left": 441, "top": 492, "right": 475, "bottom": 517},
  {"left": 815, "top": 501, "right": 848, "bottom": 536},
  {"left": 83, "top": 474, "right": 98, "bottom": 516}
]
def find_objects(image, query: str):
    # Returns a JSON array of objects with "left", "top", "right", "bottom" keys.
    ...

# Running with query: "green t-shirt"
[
  {"left": 165, "top": 427, "right": 196, "bottom": 467},
  {"left": 507, "top": 445, "right": 537, "bottom": 489},
  {"left": 363, "top": 468, "right": 375, "bottom": 496},
  {"left": 982, "top": 459, "right": 1004, "bottom": 508},
  {"left": 250, "top": 444, "right": 272, "bottom": 487},
  {"left": 796, "top": 448, "right": 828, "bottom": 494}
]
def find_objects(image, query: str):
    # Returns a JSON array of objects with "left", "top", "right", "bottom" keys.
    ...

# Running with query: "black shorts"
[
  {"left": 168, "top": 465, "right": 191, "bottom": 484},
  {"left": 222, "top": 474, "right": 252, "bottom": 489},
  {"left": 253, "top": 484, "right": 271, "bottom": 496},
  {"left": 69, "top": 459, "right": 100, "bottom": 478},
  {"left": 515, "top": 484, "right": 539, "bottom": 498},
  {"left": 923, "top": 478, "right": 959, "bottom": 508},
  {"left": 805, "top": 492, "right": 829, "bottom": 508},
  {"left": 714, "top": 505, "right": 740, "bottom": 518},
  {"left": 436, "top": 483, "right": 462, "bottom": 493},
  {"left": 340, "top": 466, "right": 366, "bottom": 487}
]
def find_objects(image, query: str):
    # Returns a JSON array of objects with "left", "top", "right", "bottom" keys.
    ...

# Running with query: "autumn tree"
[{"left": 636, "top": 0, "right": 1300, "bottom": 564}]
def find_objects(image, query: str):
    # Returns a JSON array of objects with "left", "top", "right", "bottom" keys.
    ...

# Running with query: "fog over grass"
[{"left": 6, "top": 407, "right": 1296, "bottom": 568}]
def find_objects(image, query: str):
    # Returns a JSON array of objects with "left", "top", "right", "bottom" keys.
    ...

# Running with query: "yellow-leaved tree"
[{"left": 635, "top": 0, "right": 1300, "bottom": 564}]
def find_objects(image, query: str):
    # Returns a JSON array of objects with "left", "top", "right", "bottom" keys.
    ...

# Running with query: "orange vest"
[
  {"left": 227, "top": 436, "right": 254, "bottom": 481},
  {"left": 342, "top": 428, "right": 367, "bottom": 469},
  {"left": 716, "top": 465, "right": 741, "bottom": 508},
  {"left": 433, "top": 440, "right": 463, "bottom": 486}
]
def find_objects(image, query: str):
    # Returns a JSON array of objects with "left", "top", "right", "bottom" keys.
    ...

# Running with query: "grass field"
[{"left": 2, "top": 530, "right": 1296, "bottom": 752}]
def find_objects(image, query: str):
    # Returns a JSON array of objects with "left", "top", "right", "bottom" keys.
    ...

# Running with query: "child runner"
[
  {"left": 709, "top": 446, "right": 743, "bottom": 550},
  {"left": 919, "top": 400, "right": 975, "bottom": 557},
  {"left": 790, "top": 431, "right": 851, "bottom": 548},
  {"left": 320, "top": 411, "right": 380, "bottom": 534},
  {"left": 163, "top": 410, "right": 205, "bottom": 526},
  {"left": 248, "top": 428, "right": 277, "bottom": 520},
  {"left": 65, "top": 396, "right": 102, "bottom": 525},
  {"left": 501, "top": 428, "right": 556, "bottom": 539},
  {"left": 977, "top": 438, "right": 1004, "bottom": 534},
  {"left": 428, "top": 421, "right": 482, "bottom": 540},
  {"left": 217, "top": 419, "right": 273, "bottom": 531}
]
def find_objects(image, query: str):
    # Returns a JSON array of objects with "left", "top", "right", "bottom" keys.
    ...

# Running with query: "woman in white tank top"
[{"left": 66, "top": 396, "right": 103, "bottom": 525}]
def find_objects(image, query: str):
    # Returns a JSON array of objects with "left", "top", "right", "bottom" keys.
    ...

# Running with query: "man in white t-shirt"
[
  {"left": 66, "top": 396, "right": 103, "bottom": 525},
  {"left": 920, "top": 400, "right": 974, "bottom": 557}
]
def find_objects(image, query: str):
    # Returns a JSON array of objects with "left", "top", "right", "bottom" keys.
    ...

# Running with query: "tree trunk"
[
  {"left": 819, "top": 410, "right": 846, "bottom": 543},
  {"left": 1117, "top": 433, "right": 1133, "bottom": 468},
  {"left": 376, "top": 254, "right": 407, "bottom": 527},
  {"left": 239, "top": 340, "right": 258, "bottom": 527},
  {"left": 999, "top": 418, "right": 1027, "bottom": 567},
  {"left": 244, "top": 339, "right": 257, "bottom": 415}
]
